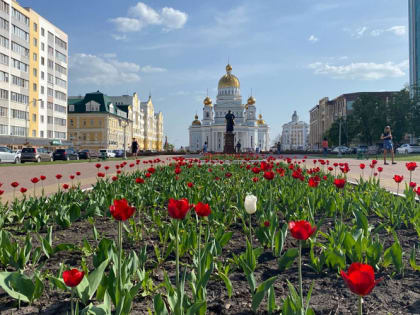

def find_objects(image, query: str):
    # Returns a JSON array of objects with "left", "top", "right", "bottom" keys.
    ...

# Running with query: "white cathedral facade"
[{"left": 189, "top": 64, "right": 270, "bottom": 152}]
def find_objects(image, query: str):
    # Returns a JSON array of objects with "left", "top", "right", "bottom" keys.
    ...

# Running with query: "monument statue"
[{"left": 225, "top": 110, "right": 235, "bottom": 132}]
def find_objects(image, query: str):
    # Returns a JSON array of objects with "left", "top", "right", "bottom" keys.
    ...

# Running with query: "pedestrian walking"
[
  {"left": 131, "top": 139, "right": 138, "bottom": 157},
  {"left": 381, "top": 126, "right": 396, "bottom": 165},
  {"left": 322, "top": 138, "right": 328, "bottom": 156}
]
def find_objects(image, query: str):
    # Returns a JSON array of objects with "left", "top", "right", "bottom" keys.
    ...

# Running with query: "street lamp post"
[
  {"left": 334, "top": 113, "right": 343, "bottom": 157},
  {"left": 26, "top": 99, "right": 42, "bottom": 145},
  {"left": 121, "top": 120, "right": 128, "bottom": 160}
]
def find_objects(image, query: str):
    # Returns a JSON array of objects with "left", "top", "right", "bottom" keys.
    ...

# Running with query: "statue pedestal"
[{"left": 224, "top": 132, "right": 235, "bottom": 154}]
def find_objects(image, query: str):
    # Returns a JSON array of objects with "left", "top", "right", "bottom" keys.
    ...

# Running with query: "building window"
[
  {"left": 32, "top": 130, "right": 36, "bottom": 137},
  {"left": 40, "top": 100, "right": 44, "bottom": 108},
  {"left": 12, "top": 24, "right": 29, "bottom": 42},
  {"left": 55, "top": 50, "right": 67, "bottom": 63},
  {"left": 11, "top": 126, "right": 26, "bottom": 136},
  {"left": 69, "top": 105, "right": 74, "bottom": 112},
  {"left": 41, "top": 27, "right": 45, "bottom": 36},
  {"left": 12, "top": 8, "right": 29, "bottom": 26},
  {"left": 33, "top": 22, "right": 37, "bottom": 32},
  {"left": 41, "top": 57, "right": 44, "bottom": 66},
  {"left": 70, "top": 119, "right": 73, "bottom": 126},
  {"left": 0, "top": 124, "right": 7, "bottom": 135},
  {"left": 33, "top": 83, "right": 37, "bottom": 91},
  {"left": 0, "top": 89, "right": 8, "bottom": 100},
  {"left": 47, "top": 88, "right": 53, "bottom": 97},
  {"left": 40, "top": 115, "right": 44, "bottom": 123},
  {"left": 33, "top": 53, "right": 37, "bottom": 61},
  {"left": 41, "top": 71, "right": 44, "bottom": 80},
  {"left": 0, "top": 1, "right": 9, "bottom": 14},
  {"left": 33, "top": 68, "right": 37, "bottom": 76},
  {"left": 0, "top": 106, "right": 7, "bottom": 117},
  {"left": 0, "top": 53, "right": 8, "bottom": 65},
  {"left": 90, "top": 119, "right": 94, "bottom": 126},
  {"left": 55, "top": 36, "right": 67, "bottom": 50},
  {"left": 55, "top": 90, "right": 66, "bottom": 101},
  {"left": 40, "top": 130, "right": 44, "bottom": 138},
  {"left": 41, "top": 42, "right": 44, "bottom": 51},
  {"left": 11, "top": 41, "right": 29, "bottom": 56},
  {"left": 0, "top": 17, "right": 9, "bottom": 31},
  {"left": 55, "top": 63, "right": 67, "bottom": 75},
  {"left": 54, "top": 104, "right": 66, "bottom": 113},
  {"left": 33, "top": 38, "right": 37, "bottom": 46},
  {"left": 40, "top": 86, "right": 44, "bottom": 94},
  {"left": 0, "top": 70, "right": 8, "bottom": 83},
  {"left": 0, "top": 35, "right": 8, "bottom": 49}
]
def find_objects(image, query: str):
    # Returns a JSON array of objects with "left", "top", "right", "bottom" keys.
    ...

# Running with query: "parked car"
[
  {"left": 99, "top": 149, "right": 116, "bottom": 158},
  {"left": 113, "top": 149, "right": 124, "bottom": 158},
  {"left": 396, "top": 143, "right": 420, "bottom": 154},
  {"left": 356, "top": 145, "right": 368, "bottom": 154},
  {"left": 21, "top": 147, "right": 52, "bottom": 163},
  {"left": 78, "top": 149, "right": 99, "bottom": 159},
  {"left": 13, "top": 150, "right": 21, "bottom": 161},
  {"left": 53, "top": 148, "right": 79, "bottom": 161},
  {"left": 332, "top": 146, "right": 351, "bottom": 154},
  {"left": 0, "top": 146, "right": 20, "bottom": 163}
]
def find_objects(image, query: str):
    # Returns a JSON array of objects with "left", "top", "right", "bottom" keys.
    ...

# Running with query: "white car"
[
  {"left": 0, "top": 146, "right": 20, "bottom": 163},
  {"left": 396, "top": 144, "right": 420, "bottom": 154},
  {"left": 332, "top": 146, "right": 350, "bottom": 154},
  {"left": 99, "top": 149, "right": 116, "bottom": 158}
]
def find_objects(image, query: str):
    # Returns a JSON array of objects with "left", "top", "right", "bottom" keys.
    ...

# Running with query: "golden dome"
[
  {"left": 247, "top": 96, "right": 256, "bottom": 105},
  {"left": 203, "top": 96, "right": 212, "bottom": 106},
  {"left": 192, "top": 114, "right": 201, "bottom": 126},
  {"left": 257, "top": 114, "right": 266, "bottom": 126},
  {"left": 218, "top": 64, "right": 240, "bottom": 89}
]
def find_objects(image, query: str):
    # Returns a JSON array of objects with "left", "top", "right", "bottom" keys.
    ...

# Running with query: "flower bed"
[{"left": 0, "top": 157, "right": 419, "bottom": 314}]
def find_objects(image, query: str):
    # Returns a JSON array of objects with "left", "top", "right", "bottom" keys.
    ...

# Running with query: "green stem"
[
  {"left": 249, "top": 214, "right": 252, "bottom": 248},
  {"left": 118, "top": 220, "right": 122, "bottom": 291},
  {"left": 176, "top": 220, "right": 180, "bottom": 287},
  {"left": 71, "top": 288, "right": 74, "bottom": 315},
  {"left": 198, "top": 219, "right": 202, "bottom": 278},
  {"left": 298, "top": 241, "right": 303, "bottom": 305},
  {"left": 358, "top": 296, "right": 363, "bottom": 315}
]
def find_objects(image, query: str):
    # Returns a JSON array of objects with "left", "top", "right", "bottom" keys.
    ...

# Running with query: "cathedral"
[{"left": 189, "top": 64, "right": 270, "bottom": 152}]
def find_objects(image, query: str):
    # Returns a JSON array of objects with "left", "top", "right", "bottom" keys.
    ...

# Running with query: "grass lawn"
[{"left": 311, "top": 153, "right": 420, "bottom": 161}]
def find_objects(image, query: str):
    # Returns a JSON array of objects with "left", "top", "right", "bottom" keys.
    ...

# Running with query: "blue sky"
[{"left": 20, "top": 0, "right": 409, "bottom": 147}]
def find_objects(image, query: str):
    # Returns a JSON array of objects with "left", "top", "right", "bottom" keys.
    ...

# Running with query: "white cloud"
[
  {"left": 110, "top": 2, "right": 187, "bottom": 33},
  {"left": 111, "top": 34, "right": 127, "bottom": 41},
  {"left": 69, "top": 53, "right": 142, "bottom": 85},
  {"left": 387, "top": 25, "right": 406, "bottom": 36},
  {"left": 308, "top": 60, "right": 408, "bottom": 80},
  {"left": 141, "top": 65, "right": 167, "bottom": 73},
  {"left": 308, "top": 35, "right": 318, "bottom": 42},
  {"left": 354, "top": 26, "right": 367, "bottom": 38},
  {"left": 110, "top": 17, "right": 142, "bottom": 32}
]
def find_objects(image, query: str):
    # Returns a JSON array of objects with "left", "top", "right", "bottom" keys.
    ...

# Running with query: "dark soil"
[{"left": 0, "top": 213, "right": 419, "bottom": 315}]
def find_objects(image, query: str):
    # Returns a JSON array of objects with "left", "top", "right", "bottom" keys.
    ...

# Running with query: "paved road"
[
  {"left": 0, "top": 154, "right": 418, "bottom": 203},
  {"left": 0, "top": 155, "right": 177, "bottom": 203}
]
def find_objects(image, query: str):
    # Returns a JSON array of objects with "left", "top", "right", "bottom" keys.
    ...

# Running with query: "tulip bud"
[{"left": 244, "top": 194, "right": 257, "bottom": 214}]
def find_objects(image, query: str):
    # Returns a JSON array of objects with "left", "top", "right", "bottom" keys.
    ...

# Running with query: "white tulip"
[{"left": 244, "top": 194, "right": 257, "bottom": 214}]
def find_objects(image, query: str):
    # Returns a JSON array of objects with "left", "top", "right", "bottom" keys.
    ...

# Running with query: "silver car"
[
  {"left": 21, "top": 147, "right": 53, "bottom": 163},
  {"left": 0, "top": 146, "right": 19, "bottom": 163}
]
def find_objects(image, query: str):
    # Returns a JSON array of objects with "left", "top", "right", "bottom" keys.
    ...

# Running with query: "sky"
[{"left": 19, "top": 0, "right": 409, "bottom": 148}]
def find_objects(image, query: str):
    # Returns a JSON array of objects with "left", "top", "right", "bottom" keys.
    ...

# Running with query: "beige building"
[
  {"left": 0, "top": 0, "right": 69, "bottom": 149},
  {"left": 281, "top": 111, "right": 308, "bottom": 150},
  {"left": 68, "top": 91, "right": 163, "bottom": 151},
  {"left": 309, "top": 92, "right": 395, "bottom": 149}
]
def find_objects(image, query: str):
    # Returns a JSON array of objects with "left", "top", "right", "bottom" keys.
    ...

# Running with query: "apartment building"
[
  {"left": 0, "top": 0, "right": 69, "bottom": 149},
  {"left": 68, "top": 91, "right": 164, "bottom": 152}
]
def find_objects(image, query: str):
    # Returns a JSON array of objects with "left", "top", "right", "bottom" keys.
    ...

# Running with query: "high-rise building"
[
  {"left": 0, "top": 0, "right": 68, "bottom": 149},
  {"left": 409, "top": 0, "right": 420, "bottom": 94}
]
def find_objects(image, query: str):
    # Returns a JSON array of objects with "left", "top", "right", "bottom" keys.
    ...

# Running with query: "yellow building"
[{"left": 0, "top": 0, "right": 69, "bottom": 149}]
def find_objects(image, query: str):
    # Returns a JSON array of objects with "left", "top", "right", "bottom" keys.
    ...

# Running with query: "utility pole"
[{"left": 122, "top": 120, "right": 128, "bottom": 159}]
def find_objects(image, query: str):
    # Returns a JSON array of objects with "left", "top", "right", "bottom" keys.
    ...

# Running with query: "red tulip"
[
  {"left": 264, "top": 221, "right": 270, "bottom": 227},
  {"left": 112, "top": 176, "right": 118, "bottom": 182},
  {"left": 95, "top": 163, "right": 101, "bottom": 169},
  {"left": 117, "top": 170, "right": 122, "bottom": 174},
  {"left": 334, "top": 178, "right": 346, "bottom": 189},
  {"left": 11, "top": 182, "right": 19, "bottom": 188},
  {"left": 263, "top": 171, "right": 275, "bottom": 180},
  {"left": 371, "top": 159, "right": 378, "bottom": 165},
  {"left": 20, "top": 187, "right": 27, "bottom": 194},
  {"left": 393, "top": 175, "right": 403, "bottom": 183},
  {"left": 406, "top": 162, "right": 417, "bottom": 172},
  {"left": 56, "top": 174, "right": 62, "bottom": 180},
  {"left": 40, "top": 175, "right": 46, "bottom": 181},
  {"left": 252, "top": 167, "right": 260, "bottom": 174},
  {"left": 105, "top": 166, "right": 110, "bottom": 170},
  {"left": 148, "top": 167, "right": 156, "bottom": 174},
  {"left": 109, "top": 199, "right": 135, "bottom": 221},
  {"left": 341, "top": 263, "right": 381, "bottom": 296},
  {"left": 377, "top": 167, "right": 383, "bottom": 173},
  {"left": 62, "top": 184, "right": 69, "bottom": 190},
  {"left": 187, "top": 182, "right": 194, "bottom": 188},
  {"left": 409, "top": 182, "right": 416, "bottom": 188},
  {"left": 195, "top": 202, "right": 211, "bottom": 217},
  {"left": 288, "top": 220, "right": 316, "bottom": 240},
  {"left": 308, "top": 177, "right": 319, "bottom": 188},
  {"left": 115, "top": 165, "right": 120, "bottom": 170},
  {"left": 31, "top": 177, "right": 39, "bottom": 184},
  {"left": 416, "top": 187, "right": 420, "bottom": 196},
  {"left": 70, "top": 175, "right": 75, "bottom": 180},
  {"left": 359, "top": 163, "right": 365, "bottom": 170},
  {"left": 97, "top": 172, "right": 105, "bottom": 178},
  {"left": 0, "top": 190, "right": 4, "bottom": 196},
  {"left": 168, "top": 198, "right": 190, "bottom": 220},
  {"left": 175, "top": 167, "right": 181, "bottom": 174},
  {"left": 135, "top": 177, "right": 144, "bottom": 184},
  {"left": 252, "top": 177, "right": 259, "bottom": 183},
  {"left": 225, "top": 172, "right": 232, "bottom": 178},
  {"left": 62, "top": 269, "right": 84, "bottom": 287},
  {"left": 76, "top": 171, "right": 81, "bottom": 176}
]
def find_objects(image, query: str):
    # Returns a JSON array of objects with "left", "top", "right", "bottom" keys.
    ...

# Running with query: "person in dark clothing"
[
  {"left": 236, "top": 141, "right": 241, "bottom": 153},
  {"left": 131, "top": 139, "right": 138, "bottom": 156},
  {"left": 381, "top": 126, "right": 396, "bottom": 165}
]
